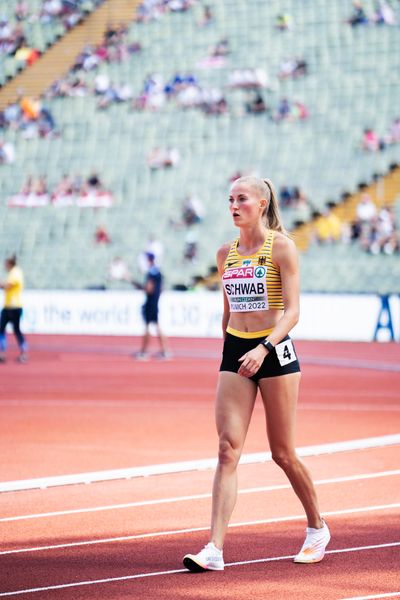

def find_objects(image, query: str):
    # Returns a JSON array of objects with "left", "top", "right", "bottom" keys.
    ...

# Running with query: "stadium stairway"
[
  {"left": 0, "top": 0, "right": 140, "bottom": 110},
  {"left": 293, "top": 164, "right": 400, "bottom": 252}
]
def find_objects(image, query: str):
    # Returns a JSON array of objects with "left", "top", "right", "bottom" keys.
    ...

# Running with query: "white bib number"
[{"left": 275, "top": 339, "right": 297, "bottom": 366}]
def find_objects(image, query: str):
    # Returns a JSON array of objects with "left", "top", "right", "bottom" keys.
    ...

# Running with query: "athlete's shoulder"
[
  {"left": 271, "top": 231, "right": 298, "bottom": 266},
  {"left": 8, "top": 266, "right": 23, "bottom": 282},
  {"left": 272, "top": 231, "right": 296, "bottom": 250},
  {"left": 216, "top": 241, "right": 234, "bottom": 273}
]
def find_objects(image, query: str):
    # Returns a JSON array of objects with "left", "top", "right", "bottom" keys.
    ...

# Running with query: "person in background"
[
  {"left": 134, "top": 252, "right": 169, "bottom": 360},
  {"left": 0, "top": 255, "right": 28, "bottom": 363}
]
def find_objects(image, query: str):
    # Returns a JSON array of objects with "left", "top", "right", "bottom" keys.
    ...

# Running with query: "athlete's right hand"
[{"left": 238, "top": 344, "right": 268, "bottom": 378}]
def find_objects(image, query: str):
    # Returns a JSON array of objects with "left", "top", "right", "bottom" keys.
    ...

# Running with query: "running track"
[{"left": 0, "top": 335, "right": 399, "bottom": 599}]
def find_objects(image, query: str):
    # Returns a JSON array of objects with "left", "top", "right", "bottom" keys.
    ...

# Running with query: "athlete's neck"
[{"left": 238, "top": 225, "right": 269, "bottom": 255}]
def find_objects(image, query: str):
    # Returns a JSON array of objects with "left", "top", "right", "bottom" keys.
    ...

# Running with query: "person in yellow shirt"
[{"left": 0, "top": 255, "right": 27, "bottom": 363}]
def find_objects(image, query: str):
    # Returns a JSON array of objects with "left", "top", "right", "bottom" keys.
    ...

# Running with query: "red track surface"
[{"left": 0, "top": 335, "right": 399, "bottom": 599}]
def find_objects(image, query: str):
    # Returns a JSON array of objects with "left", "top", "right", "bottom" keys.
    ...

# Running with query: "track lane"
[
  {"left": 1, "top": 454, "right": 398, "bottom": 552},
  {"left": 0, "top": 512, "right": 398, "bottom": 599},
  {"left": 0, "top": 337, "right": 399, "bottom": 599}
]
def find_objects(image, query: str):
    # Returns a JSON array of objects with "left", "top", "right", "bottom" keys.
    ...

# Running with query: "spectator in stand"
[
  {"left": 0, "top": 140, "right": 15, "bottom": 164},
  {"left": 202, "top": 94, "right": 228, "bottom": 115},
  {"left": 97, "top": 81, "right": 133, "bottom": 109},
  {"left": 15, "top": 43, "right": 40, "bottom": 66},
  {"left": 35, "top": 175, "right": 48, "bottom": 197},
  {"left": 245, "top": 92, "right": 268, "bottom": 115},
  {"left": 362, "top": 128, "right": 385, "bottom": 152},
  {"left": 369, "top": 206, "right": 398, "bottom": 255},
  {"left": 107, "top": 256, "right": 131, "bottom": 282},
  {"left": 278, "top": 58, "right": 308, "bottom": 79},
  {"left": 9, "top": 96, "right": 58, "bottom": 139},
  {"left": 9, "top": 174, "right": 112, "bottom": 207},
  {"left": 275, "top": 14, "right": 292, "bottom": 31},
  {"left": 279, "top": 186, "right": 293, "bottom": 208},
  {"left": 198, "top": 5, "right": 214, "bottom": 27},
  {"left": 15, "top": 1, "right": 29, "bottom": 21},
  {"left": 86, "top": 172, "right": 102, "bottom": 191},
  {"left": 2, "top": 101, "right": 21, "bottom": 129},
  {"left": 372, "top": 0, "right": 397, "bottom": 25},
  {"left": 182, "top": 195, "right": 205, "bottom": 226},
  {"left": 183, "top": 231, "right": 198, "bottom": 263},
  {"left": 228, "top": 68, "right": 269, "bottom": 89},
  {"left": 292, "top": 101, "right": 309, "bottom": 120},
  {"left": 352, "top": 192, "right": 377, "bottom": 247},
  {"left": 20, "top": 96, "right": 40, "bottom": 121},
  {"left": 347, "top": 1, "right": 369, "bottom": 26},
  {"left": 147, "top": 147, "right": 180, "bottom": 169},
  {"left": 211, "top": 38, "right": 230, "bottom": 57},
  {"left": 0, "top": 18, "right": 28, "bottom": 59},
  {"left": 136, "top": 0, "right": 194, "bottom": 22},
  {"left": 314, "top": 204, "right": 343, "bottom": 244},
  {"left": 54, "top": 174, "right": 73, "bottom": 197},
  {"left": 95, "top": 224, "right": 112, "bottom": 245},
  {"left": 275, "top": 98, "right": 291, "bottom": 121},
  {"left": 20, "top": 176, "right": 33, "bottom": 196},
  {"left": 279, "top": 185, "right": 309, "bottom": 210},
  {"left": 386, "top": 118, "right": 400, "bottom": 144}
]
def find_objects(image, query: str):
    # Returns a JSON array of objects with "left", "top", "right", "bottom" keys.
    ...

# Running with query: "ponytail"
[{"left": 262, "top": 178, "right": 288, "bottom": 235}]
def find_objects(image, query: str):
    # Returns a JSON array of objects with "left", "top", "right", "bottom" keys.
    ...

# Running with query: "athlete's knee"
[
  {"left": 271, "top": 447, "right": 298, "bottom": 471},
  {"left": 217, "top": 437, "right": 241, "bottom": 468}
]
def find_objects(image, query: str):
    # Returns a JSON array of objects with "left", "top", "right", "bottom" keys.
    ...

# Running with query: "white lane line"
[
  {"left": 1, "top": 502, "right": 399, "bottom": 556},
  {"left": 2, "top": 469, "right": 399, "bottom": 523},
  {"left": 340, "top": 594, "right": 400, "bottom": 600},
  {"left": 1, "top": 434, "right": 399, "bottom": 493},
  {"left": 0, "top": 542, "right": 399, "bottom": 597}
]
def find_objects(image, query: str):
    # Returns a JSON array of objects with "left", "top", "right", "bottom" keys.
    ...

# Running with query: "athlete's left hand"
[{"left": 238, "top": 344, "right": 268, "bottom": 378}]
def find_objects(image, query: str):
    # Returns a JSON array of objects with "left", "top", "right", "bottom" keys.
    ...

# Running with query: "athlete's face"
[{"left": 228, "top": 181, "right": 267, "bottom": 227}]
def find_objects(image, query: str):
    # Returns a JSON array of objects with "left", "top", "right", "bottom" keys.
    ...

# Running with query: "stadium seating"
[
  {"left": 0, "top": 0, "right": 399, "bottom": 291},
  {"left": 0, "top": 0, "right": 103, "bottom": 87}
]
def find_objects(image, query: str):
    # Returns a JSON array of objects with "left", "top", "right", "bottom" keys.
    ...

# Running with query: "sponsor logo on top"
[
  {"left": 255, "top": 266, "right": 266, "bottom": 278},
  {"left": 222, "top": 266, "right": 254, "bottom": 279}
]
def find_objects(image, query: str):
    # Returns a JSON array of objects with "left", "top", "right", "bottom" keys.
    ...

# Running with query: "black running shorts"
[{"left": 219, "top": 332, "right": 301, "bottom": 382}]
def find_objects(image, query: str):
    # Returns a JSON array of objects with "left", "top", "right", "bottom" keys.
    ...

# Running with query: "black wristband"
[{"left": 261, "top": 339, "right": 274, "bottom": 352}]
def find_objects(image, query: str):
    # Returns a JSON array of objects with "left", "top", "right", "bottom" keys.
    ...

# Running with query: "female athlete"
[{"left": 183, "top": 176, "right": 330, "bottom": 572}]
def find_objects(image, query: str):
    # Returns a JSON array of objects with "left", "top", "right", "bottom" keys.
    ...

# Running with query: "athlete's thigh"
[
  {"left": 215, "top": 371, "right": 257, "bottom": 446},
  {"left": 258, "top": 373, "right": 301, "bottom": 452}
]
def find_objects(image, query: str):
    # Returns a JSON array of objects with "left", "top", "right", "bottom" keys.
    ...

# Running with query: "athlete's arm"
[
  {"left": 264, "top": 234, "right": 300, "bottom": 346},
  {"left": 238, "top": 234, "right": 300, "bottom": 378},
  {"left": 216, "top": 243, "right": 231, "bottom": 339},
  {"left": 0, "top": 279, "right": 16, "bottom": 290},
  {"left": 144, "top": 277, "right": 155, "bottom": 295}
]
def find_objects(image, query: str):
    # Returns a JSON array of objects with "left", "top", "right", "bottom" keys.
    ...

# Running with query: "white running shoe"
[
  {"left": 183, "top": 542, "right": 224, "bottom": 572},
  {"left": 294, "top": 520, "right": 331, "bottom": 563}
]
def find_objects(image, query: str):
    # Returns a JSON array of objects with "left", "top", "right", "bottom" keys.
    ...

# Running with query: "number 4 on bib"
[{"left": 275, "top": 339, "right": 297, "bottom": 366}]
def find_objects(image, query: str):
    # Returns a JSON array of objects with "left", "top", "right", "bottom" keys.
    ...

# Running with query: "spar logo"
[
  {"left": 223, "top": 267, "right": 254, "bottom": 279},
  {"left": 255, "top": 266, "right": 266, "bottom": 278}
]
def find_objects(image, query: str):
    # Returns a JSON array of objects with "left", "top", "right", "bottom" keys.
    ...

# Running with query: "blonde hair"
[{"left": 232, "top": 176, "right": 287, "bottom": 234}]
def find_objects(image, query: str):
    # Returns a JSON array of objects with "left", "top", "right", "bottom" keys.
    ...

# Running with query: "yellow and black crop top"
[{"left": 222, "top": 230, "right": 284, "bottom": 312}]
